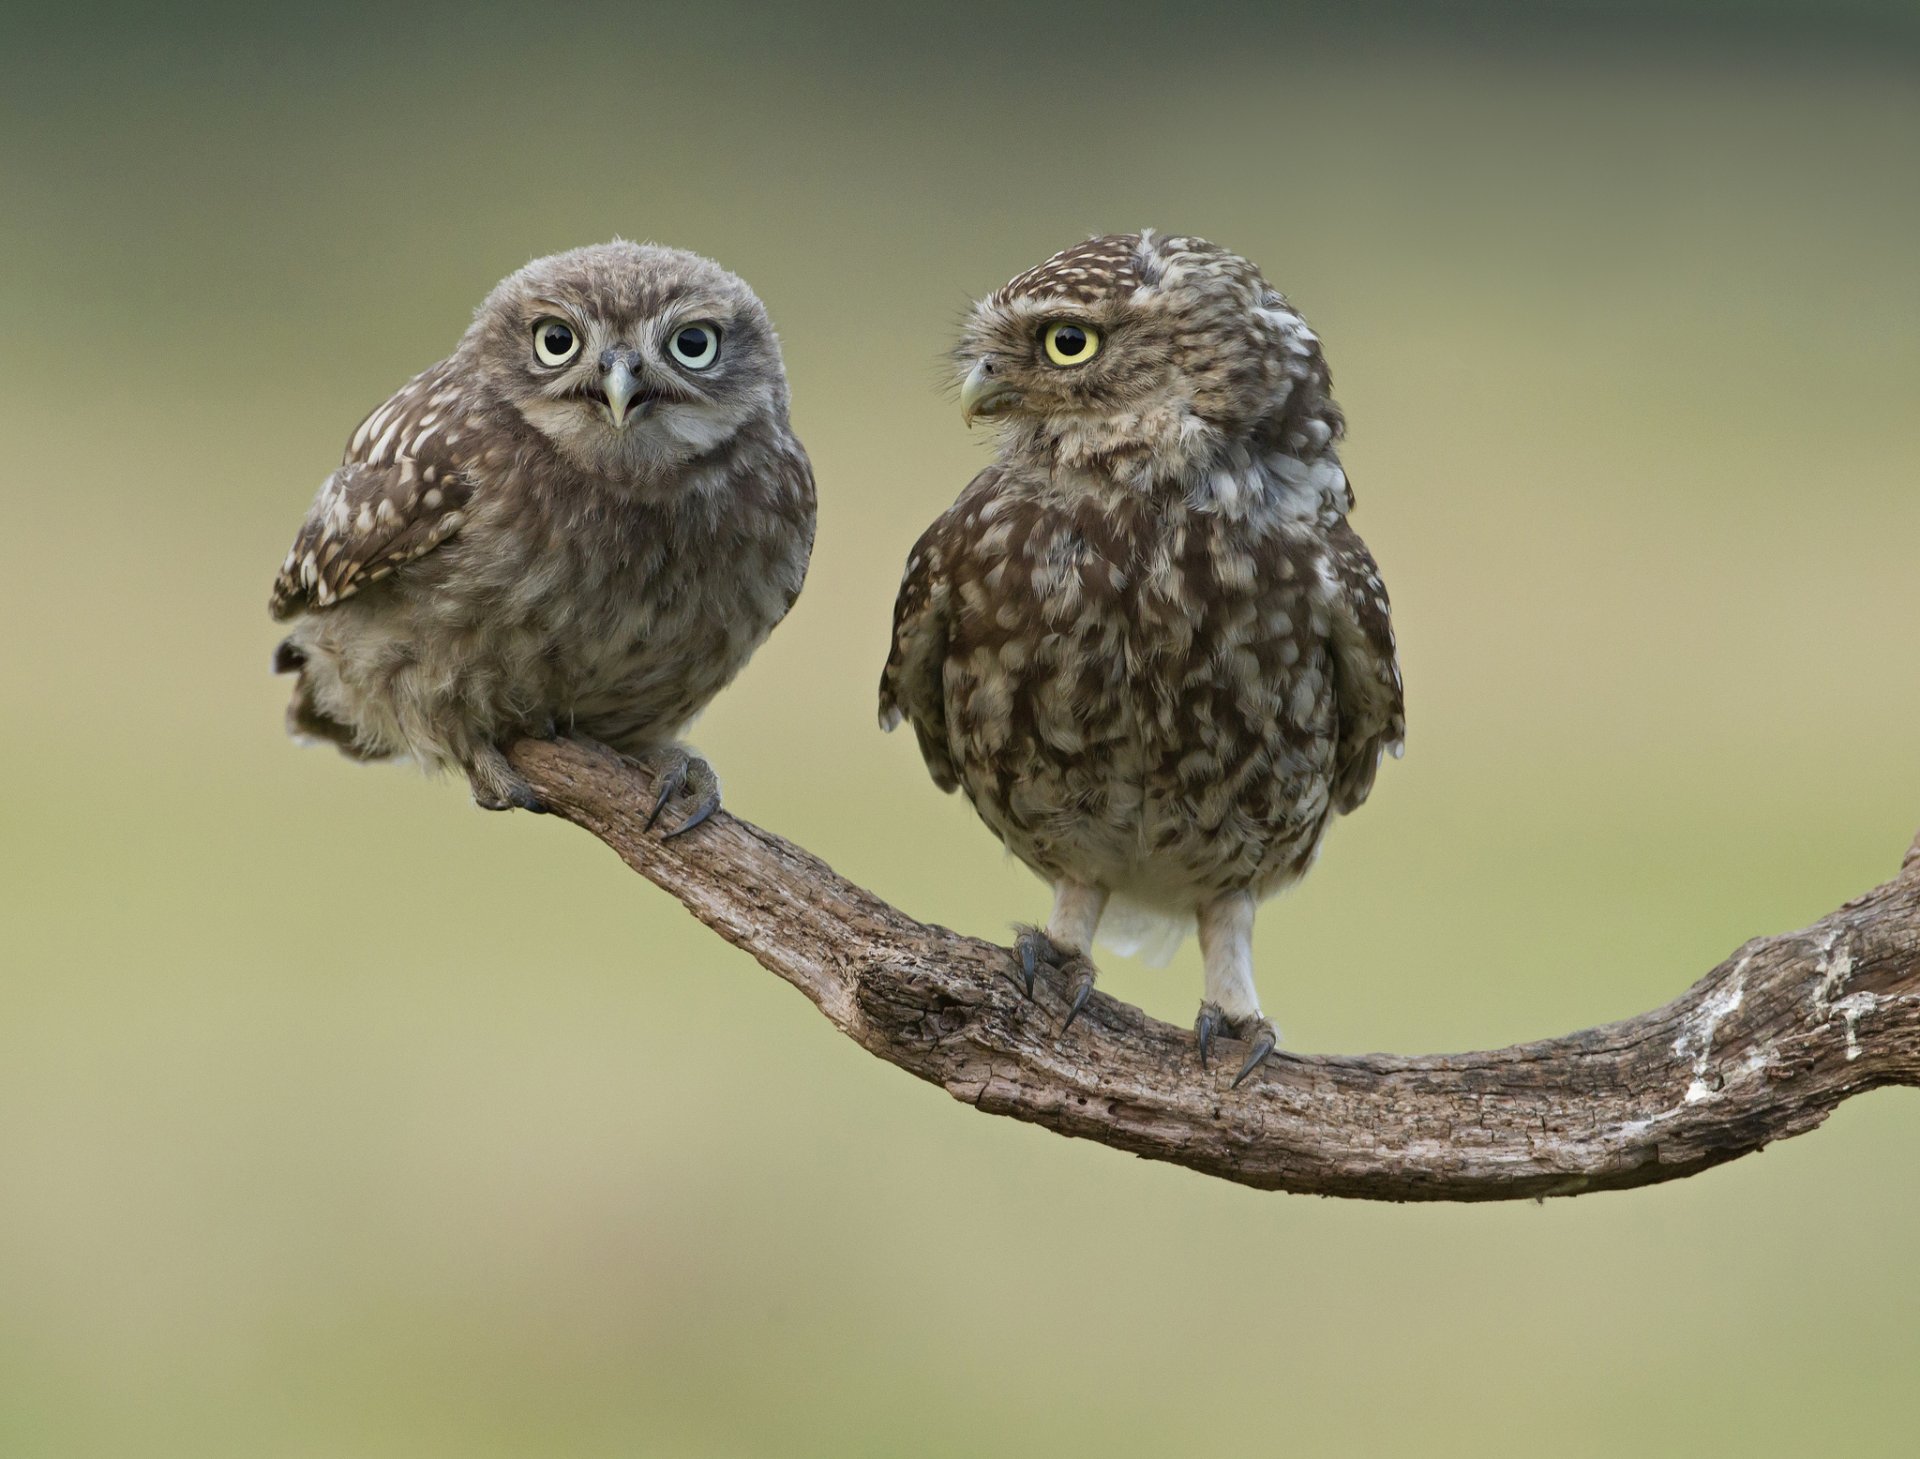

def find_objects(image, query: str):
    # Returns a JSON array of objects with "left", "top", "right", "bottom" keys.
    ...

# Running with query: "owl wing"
[
  {"left": 268, "top": 362, "right": 476, "bottom": 622},
  {"left": 1321, "top": 520, "right": 1406, "bottom": 814},
  {"left": 879, "top": 480, "right": 985, "bottom": 795}
]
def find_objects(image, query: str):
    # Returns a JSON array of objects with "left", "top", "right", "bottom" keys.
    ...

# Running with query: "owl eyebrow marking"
[{"left": 658, "top": 299, "right": 736, "bottom": 326}]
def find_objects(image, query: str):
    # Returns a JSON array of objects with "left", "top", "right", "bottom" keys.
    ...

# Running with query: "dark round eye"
[
  {"left": 532, "top": 317, "right": 580, "bottom": 367},
  {"left": 1043, "top": 321, "right": 1100, "bottom": 366},
  {"left": 668, "top": 322, "right": 720, "bottom": 370}
]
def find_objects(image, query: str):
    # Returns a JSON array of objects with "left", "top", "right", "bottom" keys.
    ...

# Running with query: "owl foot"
[
  {"left": 1195, "top": 1003, "right": 1278, "bottom": 1087},
  {"left": 636, "top": 746, "right": 722, "bottom": 839},
  {"left": 1011, "top": 926, "right": 1099, "bottom": 1031},
  {"left": 466, "top": 746, "right": 547, "bottom": 814}
]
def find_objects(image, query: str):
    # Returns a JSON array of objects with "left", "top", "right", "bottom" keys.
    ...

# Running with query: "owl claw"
[
  {"left": 637, "top": 746, "right": 722, "bottom": 838},
  {"left": 1061, "top": 967, "right": 1096, "bottom": 1032},
  {"left": 1010, "top": 927, "right": 1098, "bottom": 1031},
  {"left": 1231, "top": 1020, "right": 1279, "bottom": 1089},
  {"left": 1194, "top": 1003, "right": 1276, "bottom": 1085},
  {"left": 1195, "top": 1002, "right": 1224, "bottom": 1069},
  {"left": 468, "top": 751, "right": 546, "bottom": 814},
  {"left": 1013, "top": 929, "right": 1059, "bottom": 998},
  {"left": 472, "top": 783, "right": 545, "bottom": 814},
  {"left": 662, "top": 786, "right": 720, "bottom": 839},
  {"left": 643, "top": 757, "right": 686, "bottom": 829}
]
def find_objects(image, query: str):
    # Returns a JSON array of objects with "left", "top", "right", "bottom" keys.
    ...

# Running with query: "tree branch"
[{"left": 509, "top": 737, "right": 1920, "bottom": 1202}]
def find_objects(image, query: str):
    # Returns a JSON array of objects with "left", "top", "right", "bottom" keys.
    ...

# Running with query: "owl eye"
[
  {"left": 1043, "top": 321, "right": 1100, "bottom": 367},
  {"left": 532, "top": 317, "right": 581, "bottom": 367},
  {"left": 667, "top": 322, "right": 721, "bottom": 370}
]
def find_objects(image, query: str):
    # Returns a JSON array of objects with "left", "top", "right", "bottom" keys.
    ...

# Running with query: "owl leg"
[
  {"left": 1195, "top": 891, "right": 1278, "bottom": 1087},
  {"left": 1011, "top": 881, "right": 1107, "bottom": 1031},
  {"left": 633, "top": 744, "right": 723, "bottom": 839},
  {"left": 465, "top": 744, "right": 547, "bottom": 814}
]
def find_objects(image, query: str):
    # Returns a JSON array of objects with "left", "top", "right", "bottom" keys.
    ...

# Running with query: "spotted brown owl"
[
  {"left": 271, "top": 241, "right": 815, "bottom": 828},
  {"left": 880, "top": 231, "right": 1403, "bottom": 1083}
]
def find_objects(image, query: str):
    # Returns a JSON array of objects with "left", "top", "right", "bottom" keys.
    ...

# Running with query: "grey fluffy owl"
[
  {"left": 880, "top": 231, "right": 1403, "bottom": 1083},
  {"left": 271, "top": 241, "right": 815, "bottom": 828}
]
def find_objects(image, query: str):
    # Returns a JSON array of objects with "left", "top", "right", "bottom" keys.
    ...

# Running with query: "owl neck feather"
[{"left": 1018, "top": 408, "right": 1351, "bottom": 525}]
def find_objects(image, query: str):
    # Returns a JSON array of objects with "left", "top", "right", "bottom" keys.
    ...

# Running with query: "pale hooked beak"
[
  {"left": 960, "top": 357, "right": 1020, "bottom": 426},
  {"left": 602, "top": 356, "right": 643, "bottom": 429}
]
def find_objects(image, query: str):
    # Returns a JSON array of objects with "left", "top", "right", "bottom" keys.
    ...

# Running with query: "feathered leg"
[
  {"left": 465, "top": 743, "right": 546, "bottom": 814},
  {"left": 1195, "top": 891, "right": 1278, "bottom": 1086}
]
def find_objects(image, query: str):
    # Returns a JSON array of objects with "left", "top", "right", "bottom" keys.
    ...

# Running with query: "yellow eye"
[{"left": 1043, "top": 321, "right": 1100, "bottom": 367}]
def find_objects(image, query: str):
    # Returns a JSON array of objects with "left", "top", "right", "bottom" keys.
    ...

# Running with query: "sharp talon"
[
  {"left": 637, "top": 748, "right": 718, "bottom": 836},
  {"left": 644, "top": 758, "right": 688, "bottom": 831},
  {"left": 662, "top": 790, "right": 720, "bottom": 838},
  {"left": 1061, "top": 975, "right": 1093, "bottom": 1032},
  {"left": 1195, "top": 1006, "right": 1219, "bottom": 1069},
  {"left": 1011, "top": 927, "right": 1053, "bottom": 998},
  {"left": 1231, "top": 1026, "right": 1277, "bottom": 1089},
  {"left": 473, "top": 777, "right": 544, "bottom": 813}
]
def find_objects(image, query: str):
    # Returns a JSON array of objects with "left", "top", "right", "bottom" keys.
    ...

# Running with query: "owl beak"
[
  {"left": 960, "top": 358, "right": 1020, "bottom": 426},
  {"left": 601, "top": 356, "right": 644, "bottom": 429}
]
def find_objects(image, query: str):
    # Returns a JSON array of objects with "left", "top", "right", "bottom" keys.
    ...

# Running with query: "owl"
[
  {"left": 271, "top": 241, "right": 815, "bottom": 829},
  {"left": 880, "top": 231, "right": 1403, "bottom": 1084}
]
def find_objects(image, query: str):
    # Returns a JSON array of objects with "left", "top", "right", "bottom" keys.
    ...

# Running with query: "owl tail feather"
[
  {"left": 274, "top": 638, "right": 390, "bottom": 763},
  {"left": 1094, "top": 896, "right": 1194, "bottom": 969}
]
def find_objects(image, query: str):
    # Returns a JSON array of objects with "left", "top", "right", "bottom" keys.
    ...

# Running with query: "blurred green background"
[{"left": 3, "top": 2, "right": 1918, "bottom": 1454}]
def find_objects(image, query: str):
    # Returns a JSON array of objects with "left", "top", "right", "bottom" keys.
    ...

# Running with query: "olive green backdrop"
[{"left": 3, "top": 2, "right": 1917, "bottom": 1454}]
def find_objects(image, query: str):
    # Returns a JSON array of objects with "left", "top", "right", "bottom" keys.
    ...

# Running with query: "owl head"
[
  {"left": 955, "top": 231, "right": 1343, "bottom": 484},
  {"left": 461, "top": 240, "right": 789, "bottom": 480}
]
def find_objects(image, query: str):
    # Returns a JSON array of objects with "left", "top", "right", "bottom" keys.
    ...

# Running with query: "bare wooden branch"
[{"left": 509, "top": 737, "right": 1920, "bottom": 1201}]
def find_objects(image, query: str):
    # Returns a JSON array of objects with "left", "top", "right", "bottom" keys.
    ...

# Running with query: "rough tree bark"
[{"left": 509, "top": 737, "right": 1920, "bottom": 1202}]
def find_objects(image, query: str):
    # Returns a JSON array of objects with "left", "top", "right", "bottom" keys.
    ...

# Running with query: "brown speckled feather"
[
  {"left": 881, "top": 473, "right": 997, "bottom": 795},
  {"left": 268, "top": 241, "right": 815, "bottom": 812},
  {"left": 889, "top": 461, "right": 1378, "bottom": 903},
  {"left": 269, "top": 363, "right": 476, "bottom": 621},
  {"left": 882, "top": 230, "right": 1402, "bottom": 1031},
  {"left": 1324, "top": 511, "right": 1405, "bottom": 812}
]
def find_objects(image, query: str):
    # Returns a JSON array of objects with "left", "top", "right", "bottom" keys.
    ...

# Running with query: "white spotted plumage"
[
  {"left": 881, "top": 231, "right": 1403, "bottom": 1078},
  {"left": 271, "top": 241, "right": 816, "bottom": 816}
]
